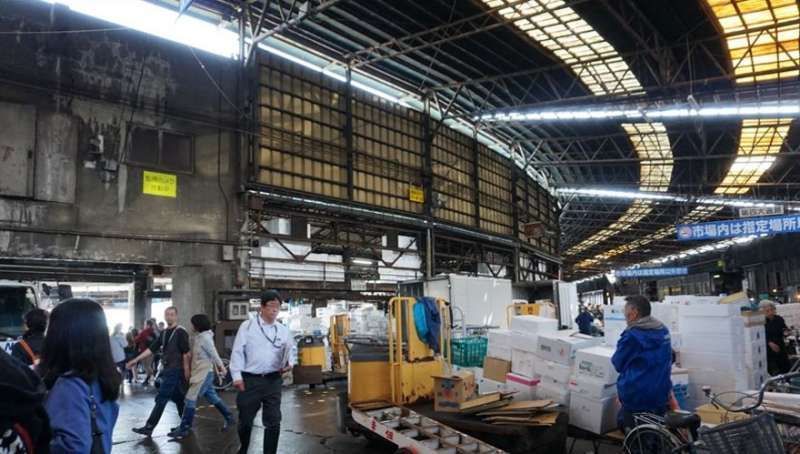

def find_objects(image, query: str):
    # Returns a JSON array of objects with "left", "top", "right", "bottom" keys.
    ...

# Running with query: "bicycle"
[{"left": 623, "top": 371, "right": 800, "bottom": 454}]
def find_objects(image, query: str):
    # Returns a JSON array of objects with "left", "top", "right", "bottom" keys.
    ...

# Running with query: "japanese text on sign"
[
  {"left": 615, "top": 267, "right": 688, "bottom": 278},
  {"left": 676, "top": 214, "right": 800, "bottom": 241},
  {"left": 142, "top": 170, "right": 177, "bottom": 198},
  {"left": 409, "top": 185, "right": 424, "bottom": 203}
]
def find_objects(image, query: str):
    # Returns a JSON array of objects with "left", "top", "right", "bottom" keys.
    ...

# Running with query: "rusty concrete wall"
[{"left": 0, "top": 0, "right": 241, "bottom": 270}]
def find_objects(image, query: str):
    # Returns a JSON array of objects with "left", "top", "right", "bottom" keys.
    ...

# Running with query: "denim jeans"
[
  {"left": 179, "top": 371, "right": 232, "bottom": 430},
  {"left": 145, "top": 368, "right": 186, "bottom": 428}
]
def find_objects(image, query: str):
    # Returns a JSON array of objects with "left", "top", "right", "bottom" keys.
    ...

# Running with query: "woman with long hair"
[
  {"left": 39, "top": 298, "right": 121, "bottom": 453},
  {"left": 169, "top": 313, "right": 234, "bottom": 439}
]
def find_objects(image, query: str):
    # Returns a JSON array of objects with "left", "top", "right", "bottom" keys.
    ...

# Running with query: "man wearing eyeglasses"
[{"left": 230, "top": 290, "right": 293, "bottom": 454}]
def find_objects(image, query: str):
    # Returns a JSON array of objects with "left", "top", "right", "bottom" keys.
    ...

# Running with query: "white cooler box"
[
  {"left": 479, "top": 377, "right": 508, "bottom": 395},
  {"left": 575, "top": 345, "right": 618, "bottom": 384},
  {"left": 505, "top": 373, "right": 538, "bottom": 401},
  {"left": 537, "top": 381, "right": 570, "bottom": 406},
  {"left": 487, "top": 329, "right": 514, "bottom": 361},
  {"left": 569, "top": 394, "right": 620, "bottom": 434},
  {"left": 535, "top": 359, "right": 572, "bottom": 384},
  {"left": 537, "top": 332, "right": 602, "bottom": 365},
  {"left": 510, "top": 315, "right": 558, "bottom": 334},
  {"left": 569, "top": 376, "right": 617, "bottom": 400},
  {"left": 511, "top": 348, "right": 538, "bottom": 378}
]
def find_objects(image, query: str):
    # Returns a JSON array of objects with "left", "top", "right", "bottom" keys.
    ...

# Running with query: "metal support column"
[{"left": 345, "top": 64, "right": 355, "bottom": 201}]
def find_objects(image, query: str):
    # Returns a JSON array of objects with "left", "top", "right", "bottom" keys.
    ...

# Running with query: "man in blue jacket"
[{"left": 611, "top": 295, "right": 673, "bottom": 431}]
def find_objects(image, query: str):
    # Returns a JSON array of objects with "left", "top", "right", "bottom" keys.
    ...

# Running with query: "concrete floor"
[{"left": 112, "top": 382, "right": 620, "bottom": 454}]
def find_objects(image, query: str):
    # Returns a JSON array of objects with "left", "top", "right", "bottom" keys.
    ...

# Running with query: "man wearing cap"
[{"left": 230, "top": 290, "right": 293, "bottom": 454}]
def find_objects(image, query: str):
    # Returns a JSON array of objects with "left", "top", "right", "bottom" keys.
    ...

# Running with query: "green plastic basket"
[{"left": 450, "top": 336, "right": 488, "bottom": 367}]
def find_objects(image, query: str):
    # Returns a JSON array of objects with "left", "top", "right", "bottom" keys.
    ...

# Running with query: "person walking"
[
  {"left": 134, "top": 319, "right": 157, "bottom": 386},
  {"left": 230, "top": 290, "right": 293, "bottom": 454},
  {"left": 110, "top": 323, "right": 128, "bottom": 375},
  {"left": 169, "top": 314, "right": 234, "bottom": 439},
  {"left": 10, "top": 308, "right": 48, "bottom": 367},
  {"left": 39, "top": 298, "right": 121, "bottom": 453},
  {"left": 127, "top": 307, "right": 190, "bottom": 437}
]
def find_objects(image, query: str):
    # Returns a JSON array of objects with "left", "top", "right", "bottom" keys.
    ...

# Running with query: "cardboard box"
[
  {"left": 433, "top": 371, "right": 476, "bottom": 413},
  {"left": 510, "top": 315, "right": 558, "bottom": 335},
  {"left": 696, "top": 403, "right": 750, "bottom": 425},
  {"left": 511, "top": 348, "right": 538, "bottom": 378},
  {"left": 505, "top": 372, "right": 538, "bottom": 401},
  {"left": 569, "top": 377, "right": 617, "bottom": 400},
  {"left": 569, "top": 394, "right": 619, "bottom": 434},
  {"left": 483, "top": 357, "right": 511, "bottom": 383},
  {"left": 537, "top": 332, "right": 602, "bottom": 365},
  {"left": 575, "top": 345, "right": 618, "bottom": 384},
  {"left": 534, "top": 359, "right": 572, "bottom": 384}
]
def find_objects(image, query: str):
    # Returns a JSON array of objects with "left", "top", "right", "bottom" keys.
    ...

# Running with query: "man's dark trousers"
[
  {"left": 145, "top": 368, "right": 186, "bottom": 428},
  {"left": 237, "top": 372, "right": 282, "bottom": 454}
]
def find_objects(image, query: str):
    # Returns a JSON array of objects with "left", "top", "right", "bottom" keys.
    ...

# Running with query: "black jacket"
[
  {"left": 0, "top": 349, "right": 50, "bottom": 453},
  {"left": 10, "top": 331, "right": 44, "bottom": 366}
]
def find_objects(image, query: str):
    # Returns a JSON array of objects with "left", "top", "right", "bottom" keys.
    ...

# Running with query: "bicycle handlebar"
[{"left": 706, "top": 371, "right": 800, "bottom": 413}]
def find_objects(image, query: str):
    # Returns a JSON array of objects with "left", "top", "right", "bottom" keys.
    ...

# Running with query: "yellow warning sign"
[
  {"left": 142, "top": 170, "right": 177, "bottom": 198},
  {"left": 409, "top": 185, "right": 424, "bottom": 203}
]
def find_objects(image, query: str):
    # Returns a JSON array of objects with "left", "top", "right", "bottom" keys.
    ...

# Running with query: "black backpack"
[{"left": 0, "top": 349, "right": 51, "bottom": 453}]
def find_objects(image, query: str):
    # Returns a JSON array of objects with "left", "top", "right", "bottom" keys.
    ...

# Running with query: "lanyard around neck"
[{"left": 257, "top": 317, "right": 279, "bottom": 347}]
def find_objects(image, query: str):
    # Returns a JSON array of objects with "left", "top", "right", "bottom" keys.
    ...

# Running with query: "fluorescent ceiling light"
[
  {"left": 481, "top": 102, "right": 800, "bottom": 123},
  {"left": 351, "top": 259, "right": 374, "bottom": 266},
  {"left": 559, "top": 187, "right": 800, "bottom": 211}
]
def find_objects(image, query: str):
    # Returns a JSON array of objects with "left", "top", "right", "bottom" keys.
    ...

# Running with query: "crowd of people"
[{"left": 0, "top": 290, "right": 293, "bottom": 454}]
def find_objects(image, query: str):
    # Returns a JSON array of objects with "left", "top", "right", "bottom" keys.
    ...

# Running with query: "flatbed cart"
[{"left": 349, "top": 402, "right": 506, "bottom": 454}]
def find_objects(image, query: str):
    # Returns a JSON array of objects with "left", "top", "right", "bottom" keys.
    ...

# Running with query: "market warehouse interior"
[{"left": 3, "top": 0, "right": 800, "bottom": 453}]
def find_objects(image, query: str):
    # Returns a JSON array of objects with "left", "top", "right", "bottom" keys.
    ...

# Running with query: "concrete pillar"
[
  {"left": 172, "top": 264, "right": 233, "bottom": 325},
  {"left": 132, "top": 273, "right": 150, "bottom": 329}
]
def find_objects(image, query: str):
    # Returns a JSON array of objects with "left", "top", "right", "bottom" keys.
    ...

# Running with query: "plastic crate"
[{"left": 451, "top": 336, "right": 488, "bottom": 367}]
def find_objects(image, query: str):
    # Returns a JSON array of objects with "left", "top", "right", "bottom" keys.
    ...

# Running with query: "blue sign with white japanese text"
[
  {"left": 676, "top": 213, "right": 800, "bottom": 241},
  {"left": 615, "top": 267, "right": 688, "bottom": 278}
]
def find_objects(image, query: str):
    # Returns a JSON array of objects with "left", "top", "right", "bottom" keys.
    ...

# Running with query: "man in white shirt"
[{"left": 230, "top": 290, "right": 292, "bottom": 454}]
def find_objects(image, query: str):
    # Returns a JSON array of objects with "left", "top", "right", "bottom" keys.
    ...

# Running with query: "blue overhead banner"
[
  {"left": 676, "top": 213, "right": 800, "bottom": 241},
  {"left": 615, "top": 267, "right": 688, "bottom": 278}
]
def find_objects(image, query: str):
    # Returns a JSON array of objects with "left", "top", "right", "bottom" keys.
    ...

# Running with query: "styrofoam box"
[
  {"left": 537, "top": 381, "right": 571, "bottom": 406},
  {"left": 488, "top": 329, "right": 513, "bottom": 349},
  {"left": 680, "top": 303, "right": 746, "bottom": 318},
  {"left": 535, "top": 359, "right": 573, "bottom": 384},
  {"left": 538, "top": 332, "right": 602, "bottom": 365},
  {"left": 510, "top": 332, "right": 539, "bottom": 354},
  {"left": 569, "top": 376, "right": 617, "bottom": 400},
  {"left": 510, "top": 315, "right": 559, "bottom": 335},
  {"left": 651, "top": 303, "right": 681, "bottom": 333},
  {"left": 506, "top": 373, "right": 538, "bottom": 401},
  {"left": 663, "top": 295, "right": 721, "bottom": 305},
  {"left": 479, "top": 377, "right": 509, "bottom": 395},
  {"left": 603, "top": 306, "right": 626, "bottom": 347},
  {"left": 679, "top": 316, "right": 745, "bottom": 335},
  {"left": 575, "top": 345, "right": 618, "bottom": 384},
  {"left": 671, "top": 367, "right": 689, "bottom": 386},
  {"left": 604, "top": 324, "right": 625, "bottom": 348},
  {"left": 687, "top": 368, "right": 749, "bottom": 393},
  {"left": 487, "top": 345, "right": 512, "bottom": 362},
  {"left": 680, "top": 350, "right": 747, "bottom": 371},
  {"left": 681, "top": 333, "right": 745, "bottom": 354},
  {"left": 511, "top": 348, "right": 538, "bottom": 378},
  {"left": 569, "top": 394, "right": 619, "bottom": 435},
  {"left": 742, "top": 325, "right": 764, "bottom": 344}
]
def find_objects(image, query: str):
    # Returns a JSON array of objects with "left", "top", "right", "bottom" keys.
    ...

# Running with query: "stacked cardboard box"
[
  {"left": 679, "top": 304, "right": 766, "bottom": 409},
  {"left": 568, "top": 346, "right": 620, "bottom": 434}
]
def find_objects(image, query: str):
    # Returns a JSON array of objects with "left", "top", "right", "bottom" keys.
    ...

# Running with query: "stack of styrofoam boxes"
[
  {"left": 663, "top": 295, "right": 721, "bottom": 305},
  {"left": 777, "top": 303, "right": 800, "bottom": 329},
  {"left": 507, "top": 316, "right": 558, "bottom": 399},
  {"left": 603, "top": 305, "right": 627, "bottom": 347},
  {"left": 569, "top": 346, "right": 620, "bottom": 434},
  {"left": 479, "top": 329, "right": 514, "bottom": 395},
  {"left": 652, "top": 303, "right": 682, "bottom": 351},
  {"left": 741, "top": 312, "right": 768, "bottom": 388},
  {"left": 679, "top": 303, "right": 764, "bottom": 410},
  {"left": 535, "top": 331, "right": 602, "bottom": 405}
]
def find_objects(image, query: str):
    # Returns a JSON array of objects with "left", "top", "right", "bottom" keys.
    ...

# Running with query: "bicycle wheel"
[
  {"left": 213, "top": 358, "right": 233, "bottom": 391},
  {"left": 624, "top": 424, "right": 684, "bottom": 454}
]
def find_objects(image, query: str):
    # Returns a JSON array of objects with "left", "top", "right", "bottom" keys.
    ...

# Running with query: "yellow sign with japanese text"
[
  {"left": 409, "top": 185, "right": 424, "bottom": 203},
  {"left": 142, "top": 170, "right": 177, "bottom": 198}
]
